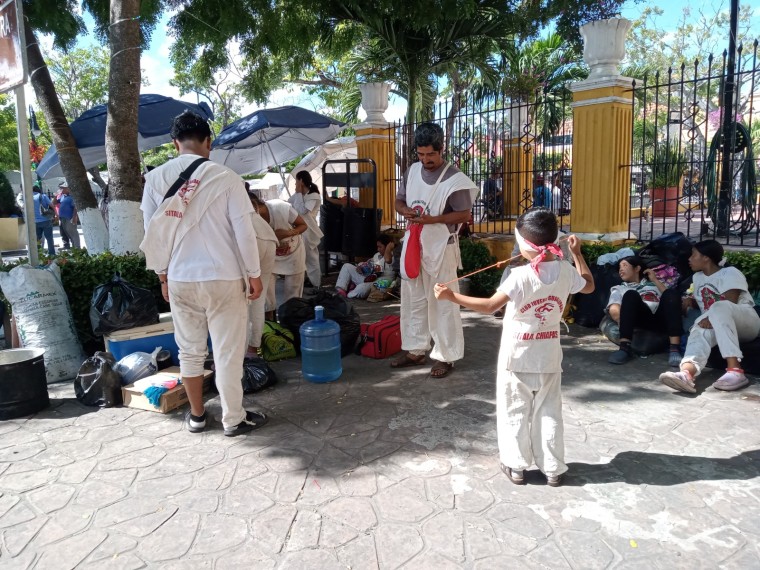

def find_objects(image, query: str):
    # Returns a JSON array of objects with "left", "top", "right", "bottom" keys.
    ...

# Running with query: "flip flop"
[
  {"left": 430, "top": 361, "right": 454, "bottom": 378},
  {"left": 390, "top": 353, "right": 427, "bottom": 368}
]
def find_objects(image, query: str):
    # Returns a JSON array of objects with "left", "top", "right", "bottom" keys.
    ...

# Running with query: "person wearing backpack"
[
  {"left": 141, "top": 111, "right": 267, "bottom": 437},
  {"left": 659, "top": 240, "right": 760, "bottom": 393}
]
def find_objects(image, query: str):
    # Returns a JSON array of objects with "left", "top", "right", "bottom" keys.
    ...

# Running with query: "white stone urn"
[
  {"left": 359, "top": 82, "right": 391, "bottom": 123},
  {"left": 580, "top": 17, "right": 632, "bottom": 79},
  {"left": 508, "top": 104, "right": 530, "bottom": 138}
]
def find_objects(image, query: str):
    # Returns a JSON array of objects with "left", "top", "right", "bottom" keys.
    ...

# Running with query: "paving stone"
[
  {"left": 403, "top": 551, "right": 464, "bottom": 569},
  {"left": 426, "top": 476, "right": 456, "bottom": 509},
  {"left": 55, "top": 439, "right": 102, "bottom": 461},
  {"left": 260, "top": 449, "right": 314, "bottom": 473},
  {"left": 0, "top": 441, "right": 46, "bottom": 462},
  {"left": 312, "top": 443, "right": 361, "bottom": 472},
  {"left": 249, "top": 470, "right": 279, "bottom": 494},
  {"left": 375, "top": 483, "right": 434, "bottom": 523},
  {"left": 487, "top": 502, "right": 554, "bottom": 539},
  {"left": 464, "top": 518, "right": 502, "bottom": 560},
  {"left": 220, "top": 479, "right": 275, "bottom": 516},
  {"left": 0, "top": 467, "right": 58, "bottom": 493},
  {"left": 297, "top": 470, "right": 341, "bottom": 506},
  {"left": 279, "top": 549, "right": 343, "bottom": 570},
  {"left": 320, "top": 497, "right": 377, "bottom": 532},
  {"left": 337, "top": 465, "right": 378, "bottom": 497},
  {"left": 80, "top": 553, "right": 146, "bottom": 570},
  {"left": 555, "top": 529, "right": 615, "bottom": 569},
  {"left": 214, "top": 543, "right": 276, "bottom": 569},
  {"left": 191, "top": 513, "right": 248, "bottom": 554},
  {"left": 1, "top": 516, "right": 47, "bottom": 556},
  {"left": 527, "top": 539, "right": 572, "bottom": 569},
  {"left": 27, "top": 483, "right": 76, "bottom": 513},
  {"left": 196, "top": 461, "right": 239, "bottom": 490},
  {"left": 0, "top": 501, "right": 36, "bottom": 529},
  {"left": 102, "top": 447, "right": 167, "bottom": 471},
  {"left": 233, "top": 453, "right": 268, "bottom": 483},
  {"left": 374, "top": 523, "right": 424, "bottom": 569},
  {"left": 75, "top": 480, "right": 129, "bottom": 509},
  {"left": 0, "top": 429, "right": 40, "bottom": 450},
  {"left": 452, "top": 477, "right": 495, "bottom": 513},
  {"left": 153, "top": 556, "right": 213, "bottom": 570},
  {"left": 358, "top": 440, "right": 404, "bottom": 463},
  {"left": 0, "top": 423, "right": 21, "bottom": 437},
  {"left": 35, "top": 528, "right": 108, "bottom": 570},
  {"left": 389, "top": 450, "right": 452, "bottom": 478},
  {"left": 57, "top": 458, "right": 97, "bottom": 484},
  {"left": 285, "top": 509, "right": 321, "bottom": 551},
  {"left": 421, "top": 511, "right": 465, "bottom": 563},
  {"left": 131, "top": 419, "right": 183, "bottom": 439},
  {"left": 87, "top": 533, "right": 138, "bottom": 563},
  {"left": 275, "top": 469, "right": 308, "bottom": 502},
  {"left": 32, "top": 504, "right": 94, "bottom": 547},
  {"left": 170, "top": 489, "right": 220, "bottom": 513},
  {"left": 93, "top": 496, "right": 166, "bottom": 528},
  {"left": 251, "top": 504, "right": 297, "bottom": 554},
  {"left": 84, "top": 424, "right": 134, "bottom": 444},
  {"left": 319, "top": 517, "right": 358, "bottom": 548},
  {"left": 136, "top": 511, "right": 200, "bottom": 562},
  {"left": 336, "top": 532, "right": 379, "bottom": 570},
  {"left": 0, "top": 547, "right": 36, "bottom": 570},
  {"left": 112, "top": 505, "right": 178, "bottom": 537},
  {"left": 132, "top": 473, "right": 193, "bottom": 498}
]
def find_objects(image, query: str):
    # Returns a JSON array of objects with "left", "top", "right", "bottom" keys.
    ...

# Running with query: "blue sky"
[{"left": 41, "top": 0, "right": 760, "bottom": 122}]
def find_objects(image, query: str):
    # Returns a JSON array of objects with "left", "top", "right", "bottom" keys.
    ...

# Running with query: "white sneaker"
[
  {"left": 186, "top": 410, "right": 207, "bottom": 433},
  {"left": 659, "top": 370, "right": 696, "bottom": 393},
  {"left": 713, "top": 370, "right": 749, "bottom": 391}
]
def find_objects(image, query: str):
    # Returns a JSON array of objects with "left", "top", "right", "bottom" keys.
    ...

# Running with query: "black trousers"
[{"left": 619, "top": 288, "right": 682, "bottom": 340}]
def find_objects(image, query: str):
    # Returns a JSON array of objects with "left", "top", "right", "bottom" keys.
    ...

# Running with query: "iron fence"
[
  {"left": 383, "top": 88, "right": 574, "bottom": 234},
  {"left": 627, "top": 39, "right": 760, "bottom": 248}
]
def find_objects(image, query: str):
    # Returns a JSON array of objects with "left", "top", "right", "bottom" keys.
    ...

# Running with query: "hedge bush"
[{"left": 1, "top": 249, "right": 167, "bottom": 352}]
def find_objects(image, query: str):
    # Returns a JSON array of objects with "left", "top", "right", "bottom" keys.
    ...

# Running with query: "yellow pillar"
[
  {"left": 502, "top": 136, "right": 533, "bottom": 218},
  {"left": 354, "top": 124, "right": 397, "bottom": 226},
  {"left": 570, "top": 77, "right": 633, "bottom": 238}
]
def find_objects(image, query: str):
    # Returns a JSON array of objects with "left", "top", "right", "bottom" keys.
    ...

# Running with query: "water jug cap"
[{"left": 315, "top": 305, "right": 324, "bottom": 320}]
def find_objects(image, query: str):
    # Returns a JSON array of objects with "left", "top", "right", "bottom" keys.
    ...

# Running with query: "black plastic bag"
[
  {"left": 90, "top": 272, "right": 158, "bottom": 336},
  {"left": 74, "top": 352, "right": 123, "bottom": 407},
  {"left": 572, "top": 264, "right": 623, "bottom": 328},
  {"left": 637, "top": 232, "right": 693, "bottom": 279},
  {"left": 278, "top": 291, "right": 361, "bottom": 356},
  {"left": 242, "top": 355, "right": 279, "bottom": 393}
]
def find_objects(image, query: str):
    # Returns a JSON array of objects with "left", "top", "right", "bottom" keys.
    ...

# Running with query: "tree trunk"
[
  {"left": 24, "top": 21, "right": 110, "bottom": 254},
  {"left": 87, "top": 167, "right": 108, "bottom": 199},
  {"left": 105, "top": 0, "right": 144, "bottom": 254}
]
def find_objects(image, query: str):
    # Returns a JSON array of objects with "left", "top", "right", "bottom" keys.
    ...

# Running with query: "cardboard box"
[
  {"left": 122, "top": 367, "right": 213, "bottom": 413},
  {"left": 105, "top": 313, "right": 180, "bottom": 365}
]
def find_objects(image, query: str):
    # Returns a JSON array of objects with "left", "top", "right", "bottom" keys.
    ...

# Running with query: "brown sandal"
[
  {"left": 390, "top": 353, "right": 427, "bottom": 368},
  {"left": 430, "top": 361, "right": 454, "bottom": 378}
]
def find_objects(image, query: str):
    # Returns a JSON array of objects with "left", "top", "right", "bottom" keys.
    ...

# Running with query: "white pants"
[
  {"left": 248, "top": 241, "right": 276, "bottom": 348},
  {"left": 400, "top": 244, "right": 464, "bottom": 363},
  {"left": 169, "top": 279, "right": 247, "bottom": 429},
  {"left": 683, "top": 300, "right": 760, "bottom": 376},
  {"left": 305, "top": 245, "right": 321, "bottom": 288},
  {"left": 336, "top": 263, "right": 375, "bottom": 299},
  {"left": 268, "top": 272, "right": 305, "bottom": 311},
  {"left": 497, "top": 369, "right": 566, "bottom": 477}
]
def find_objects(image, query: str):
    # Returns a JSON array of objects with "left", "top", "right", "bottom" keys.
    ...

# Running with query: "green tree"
[
  {"left": 0, "top": 95, "right": 19, "bottom": 172},
  {"left": 45, "top": 46, "right": 111, "bottom": 121},
  {"left": 170, "top": 64, "right": 244, "bottom": 131}
]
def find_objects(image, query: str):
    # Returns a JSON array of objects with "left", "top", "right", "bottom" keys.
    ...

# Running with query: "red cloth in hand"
[{"left": 405, "top": 223, "right": 422, "bottom": 279}]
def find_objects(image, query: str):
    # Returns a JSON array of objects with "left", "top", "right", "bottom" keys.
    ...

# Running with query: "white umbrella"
[{"left": 284, "top": 136, "right": 357, "bottom": 195}]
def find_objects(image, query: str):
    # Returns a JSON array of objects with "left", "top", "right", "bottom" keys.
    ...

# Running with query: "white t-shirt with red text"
[
  {"left": 693, "top": 267, "right": 754, "bottom": 313},
  {"left": 497, "top": 261, "right": 586, "bottom": 373}
]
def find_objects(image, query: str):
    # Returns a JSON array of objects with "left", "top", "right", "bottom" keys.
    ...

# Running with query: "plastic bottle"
[{"left": 299, "top": 305, "right": 342, "bottom": 383}]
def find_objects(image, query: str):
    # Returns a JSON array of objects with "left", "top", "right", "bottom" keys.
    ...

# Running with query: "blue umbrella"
[
  {"left": 35, "top": 94, "right": 213, "bottom": 179},
  {"left": 210, "top": 106, "right": 345, "bottom": 176}
]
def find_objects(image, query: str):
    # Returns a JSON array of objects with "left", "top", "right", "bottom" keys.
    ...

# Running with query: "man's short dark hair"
[
  {"left": 516, "top": 208, "right": 558, "bottom": 246},
  {"left": 414, "top": 122, "right": 444, "bottom": 151},
  {"left": 170, "top": 110, "right": 212, "bottom": 143}
]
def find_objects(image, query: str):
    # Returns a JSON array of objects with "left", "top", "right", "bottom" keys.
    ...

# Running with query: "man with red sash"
[{"left": 391, "top": 123, "right": 477, "bottom": 378}]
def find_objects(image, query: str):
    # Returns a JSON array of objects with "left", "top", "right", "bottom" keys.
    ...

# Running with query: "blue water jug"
[{"left": 299, "top": 306, "right": 342, "bottom": 383}]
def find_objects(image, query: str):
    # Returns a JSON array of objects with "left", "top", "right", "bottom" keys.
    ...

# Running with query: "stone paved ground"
[{"left": 1, "top": 299, "right": 759, "bottom": 569}]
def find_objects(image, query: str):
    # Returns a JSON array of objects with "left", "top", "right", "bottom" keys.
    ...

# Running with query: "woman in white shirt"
[
  {"left": 250, "top": 194, "right": 308, "bottom": 310},
  {"left": 660, "top": 240, "right": 760, "bottom": 393},
  {"left": 606, "top": 255, "right": 683, "bottom": 366},
  {"left": 289, "top": 171, "right": 324, "bottom": 288},
  {"left": 245, "top": 186, "right": 280, "bottom": 356},
  {"left": 335, "top": 235, "right": 395, "bottom": 299}
]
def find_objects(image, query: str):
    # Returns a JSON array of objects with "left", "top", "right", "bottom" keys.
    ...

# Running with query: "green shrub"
[
  {"left": 458, "top": 238, "right": 503, "bottom": 297},
  {"left": 725, "top": 250, "right": 760, "bottom": 293},
  {"left": 1, "top": 249, "right": 167, "bottom": 353}
]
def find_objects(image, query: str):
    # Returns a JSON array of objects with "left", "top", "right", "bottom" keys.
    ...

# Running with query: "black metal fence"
[
  {"left": 383, "top": 88, "right": 574, "bottom": 233},
  {"left": 627, "top": 39, "right": 760, "bottom": 247}
]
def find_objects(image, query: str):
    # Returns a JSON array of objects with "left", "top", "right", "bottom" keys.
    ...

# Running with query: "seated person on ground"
[
  {"left": 659, "top": 240, "right": 760, "bottom": 393},
  {"left": 336, "top": 235, "right": 395, "bottom": 299},
  {"left": 606, "top": 255, "right": 683, "bottom": 366}
]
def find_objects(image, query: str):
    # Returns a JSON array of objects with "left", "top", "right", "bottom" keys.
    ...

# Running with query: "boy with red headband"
[{"left": 434, "top": 209, "right": 594, "bottom": 486}]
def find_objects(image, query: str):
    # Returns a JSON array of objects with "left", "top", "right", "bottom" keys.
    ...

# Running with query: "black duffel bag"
[{"left": 90, "top": 273, "right": 159, "bottom": 336}]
